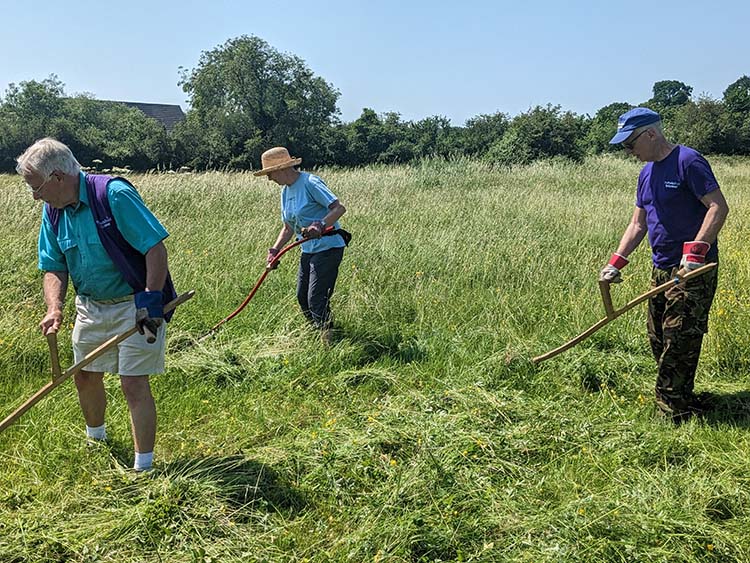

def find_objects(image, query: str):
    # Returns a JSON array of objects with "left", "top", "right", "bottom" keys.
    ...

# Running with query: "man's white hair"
[
  {"left": 15, "top": 137, "right": 81, "bottom": 177},
  {"left": 634, "top": 121, "right": 664, "bottom": 136}
]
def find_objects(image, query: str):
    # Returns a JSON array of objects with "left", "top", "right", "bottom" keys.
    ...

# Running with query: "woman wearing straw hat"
[{"left": 255, "top": 147, "right": 347, "bottom": 343}]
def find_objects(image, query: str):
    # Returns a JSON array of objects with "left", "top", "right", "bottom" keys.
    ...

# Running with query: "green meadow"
[{"left": 2, "top": 156, "right": 750, "bottom": 562}]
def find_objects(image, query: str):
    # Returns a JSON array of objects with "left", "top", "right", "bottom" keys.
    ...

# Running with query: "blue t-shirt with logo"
[
  {"left": 280, "top": 172, "right": 346, "bottom": 254},
  {"left": 635, "top": 145, "right": 719, "bottom": 269}
]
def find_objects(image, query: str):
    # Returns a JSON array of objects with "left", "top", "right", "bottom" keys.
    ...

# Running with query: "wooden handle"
[
  {"left": 532, "top": 263, "right": 717, "bottom": 364},
  {"left": 0, "top": 290, "right": 195, "bottom": 435},
  {"left": 143, "top": 324, "right": 157, "bottom": 344},
  {"left": 46, "top": 333, "right": 63, "bottom": 381},
  {"left": 598, "top": 280, "right": 615, "bottom": 319}
]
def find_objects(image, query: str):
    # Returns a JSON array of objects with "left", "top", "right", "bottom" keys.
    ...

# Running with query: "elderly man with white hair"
[{"left": 16, "top": 138, "right": 176, "bottom": 471}]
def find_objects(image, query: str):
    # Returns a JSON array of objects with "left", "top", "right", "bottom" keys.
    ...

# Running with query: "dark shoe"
[
  {"left": 689, "top": 391, "right": 715, "bottom": 413},
  {"left": 321, "top": 328, "right": 334, "bottom": 346},
  {"left": 655, "top": 396, "right": 691, "bottom": 424},
  {"left": 655, "top": 394, "right": 708, "bottom": 424}
]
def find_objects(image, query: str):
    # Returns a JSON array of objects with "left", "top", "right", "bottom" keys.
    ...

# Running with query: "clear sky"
[{"left": 2, "top": 0, "right": 747, "bottom": 125}]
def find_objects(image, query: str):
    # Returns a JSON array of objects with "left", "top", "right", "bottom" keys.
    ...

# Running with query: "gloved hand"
[
  {"left": 301, "top": 221, "right": 324, "bottom": 239},
  {"left": 679, "top": 240, "right": 710, "bottom": 274},
  {"left": 599, "top": 253, "right": 629, "bottom": 284},
  {"left": 266, "top": 247, "right": 280, "bottom": 270},
  {"left": 135, "top": 290, "right": 163, "bottom": 340}
]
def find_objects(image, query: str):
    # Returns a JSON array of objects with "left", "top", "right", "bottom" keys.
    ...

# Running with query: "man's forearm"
[
  {"left": 144, "top": 242, "right": 169, "bottom": 292},
  {"left": 615, "top": 224, "right": 647, "bottom": 258},
  {"left": 694, "top": 205, "right": 728, "bottom": 245},
  {"left": 43, "top": 271, "right": 68, "bottom": 312}
]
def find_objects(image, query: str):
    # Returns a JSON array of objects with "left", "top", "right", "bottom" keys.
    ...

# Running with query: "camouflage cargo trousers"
[{"left": 647, "top": 264, "right": 718, "bottom": 416}]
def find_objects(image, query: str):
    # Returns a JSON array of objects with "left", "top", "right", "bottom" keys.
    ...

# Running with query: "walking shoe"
[
  {"left": 655, "top": 394, "right": 706, "bottom": 424},
  {"left": 321, "top": 328, "right": 334, "bottom": 346}
]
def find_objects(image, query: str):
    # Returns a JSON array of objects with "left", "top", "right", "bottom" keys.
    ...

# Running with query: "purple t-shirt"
[{"left": 635, "top": 145, "right": 720, "bottom": 269}]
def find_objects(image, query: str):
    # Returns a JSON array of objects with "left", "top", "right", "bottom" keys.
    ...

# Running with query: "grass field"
[{"left": 2, "top": 155, "right": 750, "bottom": 562}]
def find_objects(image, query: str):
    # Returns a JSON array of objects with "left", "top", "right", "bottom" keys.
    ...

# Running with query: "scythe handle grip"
[
  {"left": 598, "top": 280, "right": 615, "bottom": 319},
  {"left": 46, "top": 332, "right": 63, "bottom": 381}
]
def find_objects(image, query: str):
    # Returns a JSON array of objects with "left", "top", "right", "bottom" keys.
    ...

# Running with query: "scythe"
[{"left": 532, "top": 263, "right": 717, "bottom": 364}]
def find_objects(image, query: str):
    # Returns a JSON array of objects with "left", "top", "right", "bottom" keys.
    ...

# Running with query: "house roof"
[{"left": 115, "top": 101, "right": 186, "bottom": 132}]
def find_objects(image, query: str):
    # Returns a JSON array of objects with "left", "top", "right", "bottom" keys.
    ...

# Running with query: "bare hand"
[
  {"left": 40, "top": 310, "right": 63, "bottom": 336},
  {"left": 266, "top": 248, "right": 280, "bottom": 270}
]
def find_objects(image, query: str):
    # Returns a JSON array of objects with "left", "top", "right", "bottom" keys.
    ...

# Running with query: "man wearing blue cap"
[{"left": 599, "top": 107, "right": 729, "bottom": 422}]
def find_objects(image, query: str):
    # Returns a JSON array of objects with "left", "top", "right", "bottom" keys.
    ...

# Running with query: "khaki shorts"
[{"left": 72, "top": 295, "right": 166, "bottom": 376}]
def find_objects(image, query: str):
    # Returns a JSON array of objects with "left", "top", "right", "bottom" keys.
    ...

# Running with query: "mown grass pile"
[{"left": 2, "top": 155, "right": 750, "bottom": 562}]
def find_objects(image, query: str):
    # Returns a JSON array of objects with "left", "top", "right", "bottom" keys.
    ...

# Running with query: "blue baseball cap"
[{"left": 609, "top": 107, "right": 661, "bottom": 144}]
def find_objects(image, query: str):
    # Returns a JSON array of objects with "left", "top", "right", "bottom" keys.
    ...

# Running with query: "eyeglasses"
[
  {"left": 622, "top": 129, "right": 648, "bottom": 150},
  {"left": 26, "top": 173, "right": 53, "bottom": 194}
]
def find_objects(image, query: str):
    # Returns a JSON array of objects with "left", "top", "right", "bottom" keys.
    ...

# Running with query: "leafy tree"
[
  {"left": 0, "top": 77, "right": 174, "bottom": 172},
  {"left": 409, "top": 115, "right": 460, "bottom": 159},
  {"left": 178, "top": 35, "right": 340, "bottom": 169},
  {"left": 723, "top": 75, "right": 750, "bottom": 114},
  {"left": 670, "top": 97, "right": 730, "bottom": 154},
  {"left": 584, "top": 102, "right": 632, "bottom": 154},
  {"left": 342, "top": 109, "right": 405, "bottom": 165},
  {"left": 462, "top": 112, "right": 509, "bottom": 157},
  {"left": 98, "top": 104, "right": 172, "bottom": 169},
  {"left": 0, "top": 76, "right": 66, "bottom": 170},
  {"left": 645, "top": 80, "right": 693, "bottom": 123},
  {"left": 487, "top": 105, "right": 589, "bottom": 165}
]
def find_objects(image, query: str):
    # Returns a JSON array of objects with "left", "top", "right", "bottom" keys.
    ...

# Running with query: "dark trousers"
[
  {"left": 647, "top": 264, "right": 718, "bottom": 413},
  {"left": 297, "top": 247, "right": 344, "bottom": 329}
]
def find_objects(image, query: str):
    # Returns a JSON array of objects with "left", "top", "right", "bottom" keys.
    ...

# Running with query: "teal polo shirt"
[
  {"left": 38, "top": 173, "right": 169, "bottom": 300},
  {"left": 280, "top": 172, "right": 346, "bottom": 254}
]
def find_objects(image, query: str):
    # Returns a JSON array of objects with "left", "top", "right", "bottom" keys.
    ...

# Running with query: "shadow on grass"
[
  {"left": 699, "top": 391, "right": 750, "bottom": 427},
  {"left": 159, "top": 454, "right": 307, "bottom": 518},
  {"left": 106, "top": 436, "right": 135, "bottom": 470},
  {"left": 335, "top": 325, "right": 427, "bottom": 365}
]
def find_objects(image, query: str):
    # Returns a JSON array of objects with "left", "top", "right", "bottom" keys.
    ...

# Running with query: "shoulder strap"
[
  {"left": 86, "top": 174, "right": 178, "bottom": 321},
  {"left": 45, "top": 204, "right": 61, "bottom": 235}
]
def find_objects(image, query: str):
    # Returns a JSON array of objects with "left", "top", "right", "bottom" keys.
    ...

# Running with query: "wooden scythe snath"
[
  {"left": 0, "top": 290, "right": 195, "bottom": 435},
  {"left": 532, "top": 263, "right": 717, "bottom": 364}
]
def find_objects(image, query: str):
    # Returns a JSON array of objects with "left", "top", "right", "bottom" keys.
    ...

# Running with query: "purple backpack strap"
[
  {"left": 85, "top": 174, "right": 177, "bottom": 321},
  {"left": 45, "top": 204, "right": 61, "bottom": 235}
]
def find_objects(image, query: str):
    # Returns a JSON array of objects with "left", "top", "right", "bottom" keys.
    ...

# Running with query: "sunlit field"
[{"left": 2, "top": 155, "right": 750, "bottom": 562}]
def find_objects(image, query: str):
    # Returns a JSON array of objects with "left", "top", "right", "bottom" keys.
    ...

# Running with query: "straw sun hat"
[{"left": 253, "top": 147, "right": 302, "bottom": 176}]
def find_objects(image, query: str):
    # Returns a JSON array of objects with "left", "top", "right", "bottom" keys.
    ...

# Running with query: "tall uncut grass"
[{"left": 1, "top": 155, "right": 750, "bottom": 562}]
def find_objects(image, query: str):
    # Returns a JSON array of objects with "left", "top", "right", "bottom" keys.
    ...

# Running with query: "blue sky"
[{"left": 2, "top": 0, "right": 747, "bottom": 125}]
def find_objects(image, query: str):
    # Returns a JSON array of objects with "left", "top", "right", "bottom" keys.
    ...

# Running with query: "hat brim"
[
  {"left": 609, "top": 129, "right": 634, "bottom": 145},
  {"left": 253, "top": 158, "right": 302, "bottom": 176}
]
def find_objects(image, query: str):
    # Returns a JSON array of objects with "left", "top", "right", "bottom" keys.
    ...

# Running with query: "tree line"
[{"left": 2, "top": 35, "right": 749, "bottom": 172}]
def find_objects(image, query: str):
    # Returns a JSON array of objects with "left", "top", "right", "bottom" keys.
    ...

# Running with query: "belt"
[{"left": 80, "top": 294, "right": 134, "bottom": 305}]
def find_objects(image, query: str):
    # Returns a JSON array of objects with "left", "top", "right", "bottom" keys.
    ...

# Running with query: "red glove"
[
  {"left": 301, "top": 221, "right": 324, "bottom": 239},
  {"left": 266, "top": 247, "right": 280, "bottom": 270},
  {"left": 679, "top": 241, "right": 710, "bottom": 273},
  {"left": 599, "top": 253, "right": 629, "bottom": 283}
]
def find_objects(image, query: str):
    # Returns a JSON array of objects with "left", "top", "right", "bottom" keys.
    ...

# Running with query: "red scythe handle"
[{"left": 200, "top": 226, "right": 338, "bottom": 339}]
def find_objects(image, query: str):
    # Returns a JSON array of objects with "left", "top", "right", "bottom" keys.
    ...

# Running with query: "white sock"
[
  {"left": 86, "top": 424, "right": 107, "bottom": 441},
  {"left": 134, "top": 451, "right": 154, "bottom": 472}
]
